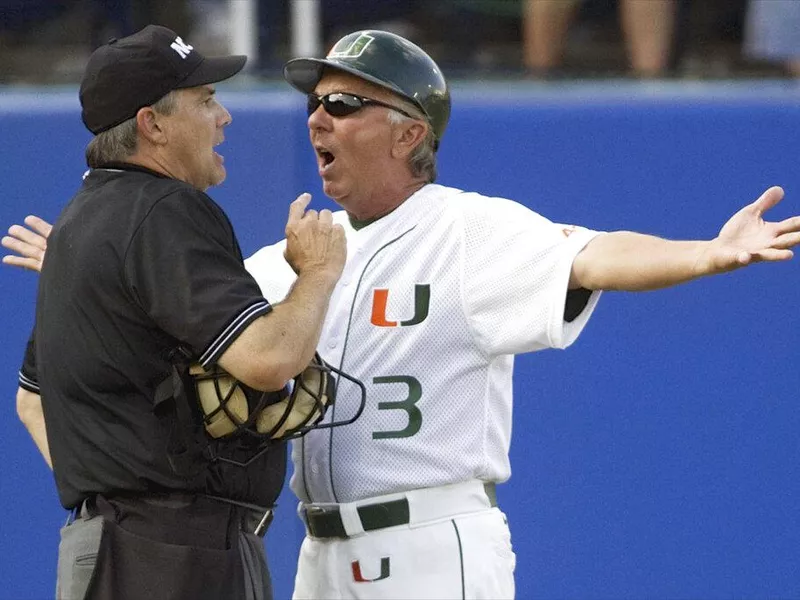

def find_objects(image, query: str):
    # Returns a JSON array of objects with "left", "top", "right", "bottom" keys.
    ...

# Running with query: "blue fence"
[{"left": 1, "top": 81, "right": 799, "bottom": 599}]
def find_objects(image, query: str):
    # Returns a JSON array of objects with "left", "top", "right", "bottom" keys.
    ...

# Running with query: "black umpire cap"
[{"left": 79, "top": 24, "right": 247, "bottom": 135}]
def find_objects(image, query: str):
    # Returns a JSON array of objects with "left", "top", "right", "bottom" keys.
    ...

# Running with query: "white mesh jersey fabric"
[{"left": 244, "top": 184, "right": 603, "bottom": 503}]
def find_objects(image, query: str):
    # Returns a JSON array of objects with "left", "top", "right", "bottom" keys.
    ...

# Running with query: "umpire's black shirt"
[{"left": 19, "top": 164, "right": 285, "bottom": 509}]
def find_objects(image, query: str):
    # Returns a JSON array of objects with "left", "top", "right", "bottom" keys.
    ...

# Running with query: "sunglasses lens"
[
  {"left": 328, "top": 94, "right": 364, "bottom": 117},
  {"left": 308, "top": 93, "right": 365, "bottom": 117},
  {"left": 307, "top": 95, "right": 322, "bottom": 116}
]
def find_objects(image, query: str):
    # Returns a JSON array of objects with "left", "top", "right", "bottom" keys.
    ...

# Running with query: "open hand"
[
  {"left": 2, "top": 215, "right": 52, "bottom": 273},
  {"left": 698, "top": 186, "right": 800, "bottom": 274}
]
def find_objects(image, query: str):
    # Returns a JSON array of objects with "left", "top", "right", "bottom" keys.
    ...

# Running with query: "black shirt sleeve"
[
  {"left": 18, "top": 327, "right": 39, "bottom": 393},
  {"left": 123, "top": 187, "right": 271, "bottom": 366}
]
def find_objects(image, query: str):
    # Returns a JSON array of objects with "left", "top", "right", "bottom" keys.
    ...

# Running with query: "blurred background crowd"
[{"left": 1, "top": 0, "right": 800, "bottom": 85}]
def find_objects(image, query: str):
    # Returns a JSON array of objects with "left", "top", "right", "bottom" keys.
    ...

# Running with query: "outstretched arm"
[
  {"left": 16, "top": 387, "right": 52, "bottom": 469},
  {"left": 571, "top": 186, "right": 800, "bottom": 291},
  {"left": 7, "top": 187, "right": 800, "bottom": 291},
  {"left": 2, "top": 215, "right": 51, "bottom": 273}
]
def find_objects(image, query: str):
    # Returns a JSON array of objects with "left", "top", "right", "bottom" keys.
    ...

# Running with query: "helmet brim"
[{"left": 284, "top": 57, "right": 424, "bottom": 115}]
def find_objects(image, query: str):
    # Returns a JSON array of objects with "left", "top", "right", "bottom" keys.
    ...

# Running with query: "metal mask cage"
[{"left": 191, "top": 354, "right": 368, "bottom": 468}]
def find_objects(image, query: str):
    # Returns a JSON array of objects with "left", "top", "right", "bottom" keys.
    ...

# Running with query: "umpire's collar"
[{"left": 91, "top": 162, "right": 172, "bottom": 179}]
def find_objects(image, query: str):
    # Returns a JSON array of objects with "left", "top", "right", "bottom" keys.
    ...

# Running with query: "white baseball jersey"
[{"left": 245, "top": 183, "right": 602, "bottom": 504}]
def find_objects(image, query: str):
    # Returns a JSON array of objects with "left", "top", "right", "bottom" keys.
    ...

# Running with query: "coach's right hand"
[
  {"left": 2, "top": 215, "right": 52, "bottom": 273},
  {"left": 284, "top": 193, "right": 346, "bottom": 282}
]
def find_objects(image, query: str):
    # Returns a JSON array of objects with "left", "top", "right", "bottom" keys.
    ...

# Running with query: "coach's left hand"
[{"left": 696, "top": 186, "right": 800, "bottom": 275}]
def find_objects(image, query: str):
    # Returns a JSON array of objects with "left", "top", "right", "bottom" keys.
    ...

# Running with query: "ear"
[
  {"left": 391, "top": 120, "right": 428, "bottom": 159},
  {"left": 135, "top": 107, "right": 168, "bottom": 145}
]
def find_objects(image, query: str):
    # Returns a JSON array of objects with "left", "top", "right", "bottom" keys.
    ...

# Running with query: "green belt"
[{"left": 302, "top": 483, "right": 497, "bottom": 539}]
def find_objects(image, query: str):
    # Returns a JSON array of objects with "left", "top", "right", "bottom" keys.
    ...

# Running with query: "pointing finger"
[{"left": 288, "top": 193, "right": 312, "bottom": 224}]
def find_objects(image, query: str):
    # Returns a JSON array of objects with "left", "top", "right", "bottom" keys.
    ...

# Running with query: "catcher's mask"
[{"left": 190, "top": 353, "right": 365, "bottom": 447}]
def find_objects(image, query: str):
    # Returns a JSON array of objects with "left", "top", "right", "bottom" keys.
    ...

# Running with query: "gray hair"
[
  {"left": 85, "top": 92, "right": 178, "bottom": 168},
  {"left": 387, "top": 110, "right": 438, "bottom": 183}
]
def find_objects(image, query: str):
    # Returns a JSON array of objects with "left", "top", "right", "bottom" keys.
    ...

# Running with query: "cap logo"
[
  {"left": 170, "top": 36, "right": 194, "bottom": 59},
  {"left": 328, "top": 33, "right": 374, "bottom": 59}
]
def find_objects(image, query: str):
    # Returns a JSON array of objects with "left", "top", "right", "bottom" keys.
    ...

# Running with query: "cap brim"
[{"left": 179, "top": 55, "right": 247, "bottom": 88}]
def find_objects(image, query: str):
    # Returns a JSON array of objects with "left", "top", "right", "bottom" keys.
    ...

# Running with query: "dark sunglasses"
[{"left": 307, "top": 92, "right": 417, "bottom": 120}]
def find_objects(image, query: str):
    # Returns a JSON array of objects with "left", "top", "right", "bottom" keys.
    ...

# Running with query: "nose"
[
  {"left": 219, "top": 102, "right": 233, "bottom": 127},
  {"left": 307, "top": 102, "right": 330, "bottom": 131}
]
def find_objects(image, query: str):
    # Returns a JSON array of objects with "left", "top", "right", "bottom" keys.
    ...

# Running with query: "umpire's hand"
[{"left": 284, "top": 193, "right": 346, "bottom": 282}]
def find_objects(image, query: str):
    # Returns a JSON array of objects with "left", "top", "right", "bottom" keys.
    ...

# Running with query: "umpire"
[{"left": 16, "top": 25, "right": 346, "bottom": 600}]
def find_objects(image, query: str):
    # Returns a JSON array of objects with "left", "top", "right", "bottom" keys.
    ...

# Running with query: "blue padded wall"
[{"left": 1, "top": 81, "right": 798, "bottom": 599}]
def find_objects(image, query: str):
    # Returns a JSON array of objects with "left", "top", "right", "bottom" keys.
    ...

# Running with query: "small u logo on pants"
[{"left": 351, "top": 557, "right": 391, "bottom": 582}]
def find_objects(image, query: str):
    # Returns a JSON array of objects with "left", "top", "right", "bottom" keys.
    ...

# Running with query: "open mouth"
[
  {"left": 316, "top": 145, "right": 336, "bottom": 170},
  {"left": 212, "top": 140, "right": 224, "bottom": 163}
]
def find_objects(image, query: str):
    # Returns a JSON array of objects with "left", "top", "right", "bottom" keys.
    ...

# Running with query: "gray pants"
[{"left": 55, "top": 504, "right": 272, "bottom": 600}]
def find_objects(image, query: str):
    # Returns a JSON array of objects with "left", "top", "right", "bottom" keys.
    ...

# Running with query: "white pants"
[{"left": 292, "top": 481, "right": 516, "bottom": 600}]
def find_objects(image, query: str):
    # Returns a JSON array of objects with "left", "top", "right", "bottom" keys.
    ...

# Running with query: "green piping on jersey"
[
  {"left": 451, "top": 520, "right": 466, "bottom": 600},
  {"left": 326, "top": 226, "right": 417, "bottom": 503}
]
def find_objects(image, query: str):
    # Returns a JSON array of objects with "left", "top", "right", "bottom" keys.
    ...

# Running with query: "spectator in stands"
[
  {"left": 90, "top": 0, "right": 190, "bottom": 47},
  {"left": 744, "top": 0, "right": 800, "bottom": 77},
  {"left": 523, "top": 0, "right": 678, "bottom": 77}
]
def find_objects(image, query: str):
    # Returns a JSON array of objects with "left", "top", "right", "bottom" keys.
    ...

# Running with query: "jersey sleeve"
[
  {"left": 18, "top": 328, "right": 39, "bottom": 393},
  {"left": 460, "top": 194, "right": 603, "bottom": 356},
  {"left": 124, "top": 188, "right": 271, "bottom": 366}
]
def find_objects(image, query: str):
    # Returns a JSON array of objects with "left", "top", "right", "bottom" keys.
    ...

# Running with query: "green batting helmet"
[{"left": 284, "top": 30, "right": 451, "bottom": 147}]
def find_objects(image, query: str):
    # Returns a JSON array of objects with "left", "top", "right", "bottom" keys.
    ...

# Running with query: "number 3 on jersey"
[{"left": 372, "top": 376, "right": 422, "bottom": 439}]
